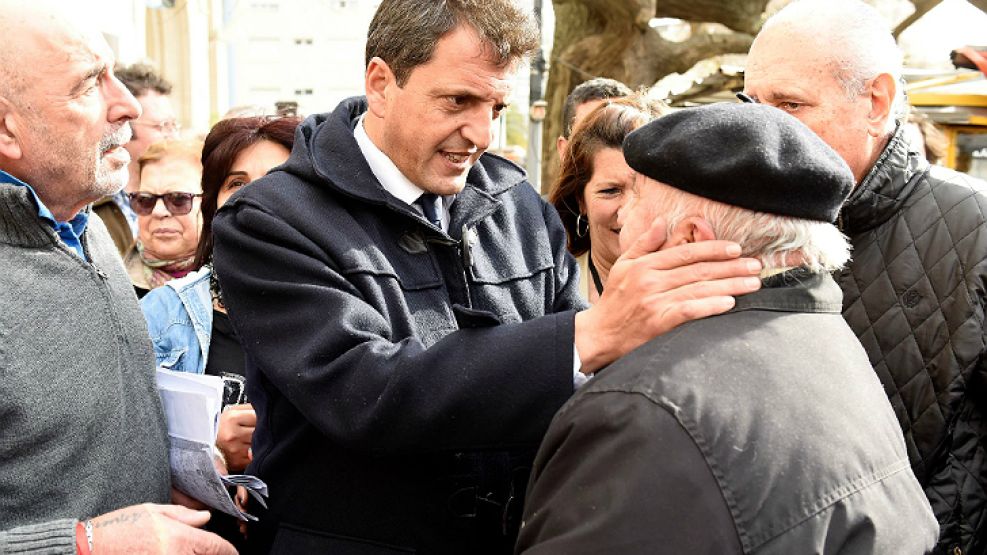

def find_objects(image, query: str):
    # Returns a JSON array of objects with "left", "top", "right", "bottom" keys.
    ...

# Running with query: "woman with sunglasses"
[
  {"left": 139, "top": 116, "right": 300, "bottom": 475},
  {"left": 123, "top": 139, "right": 205, "bottom": 298}
]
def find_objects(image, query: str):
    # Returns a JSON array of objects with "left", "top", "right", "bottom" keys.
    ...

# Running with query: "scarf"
[{"left": 136, "top": 241, "right": 196, "bottom": 290}]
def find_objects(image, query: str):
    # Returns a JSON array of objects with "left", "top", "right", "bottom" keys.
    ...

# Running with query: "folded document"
[{"left": 156, "top": 368, "right": 268, "bottom": 520}]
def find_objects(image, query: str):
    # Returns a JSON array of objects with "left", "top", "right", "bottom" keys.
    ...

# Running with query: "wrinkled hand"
[
  {"left": 217, "top": 403, "right": 256, "bottom": 473},
  {"left": 575, "top": 217, "right": 762, "bottom": 374},
  {"left": 89, "top": 503, "right": 237, "bottom": 554}
]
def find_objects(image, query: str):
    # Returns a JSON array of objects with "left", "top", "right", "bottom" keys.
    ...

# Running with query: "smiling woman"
[
  {"left": 123, "top": 138, "right": 204, "bottom": 297},
  {"left": 549, "top": 93, "right": 668, "bottom": 303}
]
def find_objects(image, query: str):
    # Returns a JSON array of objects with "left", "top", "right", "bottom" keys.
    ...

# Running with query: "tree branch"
[
  {"left": 655, "top": 0, "right": 771, "bottom": 34},
  {"left": 893, "top": 0, "right": 944, "bottom": 37},
  {"left": 969, "top": 0, "right": 987, "bottom": 15},
  {"left": 626, "top": 30, "right": 754, "bottom": 87}
]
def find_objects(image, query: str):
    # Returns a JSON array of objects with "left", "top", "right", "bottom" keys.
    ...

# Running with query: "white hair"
[
  {"left": 650, "top": 182, "right": 851, "bottom": 274},
  {"left": 762, "top": 0, "right": 907, "bottom": 129}
]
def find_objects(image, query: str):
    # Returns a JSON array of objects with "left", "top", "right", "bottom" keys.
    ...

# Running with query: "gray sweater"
[{"left": 0, "top": 184, "right": 170, "bottom": 554}]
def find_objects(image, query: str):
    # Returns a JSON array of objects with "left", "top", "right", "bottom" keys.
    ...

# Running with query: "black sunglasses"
[{"left": 128, "top": 192, "right": 202, "bottom": 216}]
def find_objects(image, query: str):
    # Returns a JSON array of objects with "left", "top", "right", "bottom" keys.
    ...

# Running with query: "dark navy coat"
[{"left": 213, "top": 97, "right": 585, "bottom": 554}]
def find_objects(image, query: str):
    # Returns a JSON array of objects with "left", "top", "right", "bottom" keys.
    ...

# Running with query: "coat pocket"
[
  {"left": 154, "top": 347, "right": 188, "bottom": 370},
  {"left": 270, "top": 523, "right": 416, "bottom": 554}
]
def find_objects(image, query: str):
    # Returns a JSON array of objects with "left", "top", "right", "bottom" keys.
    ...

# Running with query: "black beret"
[{"left": 622, "top": 102, "right": 854, "bottom": 223}]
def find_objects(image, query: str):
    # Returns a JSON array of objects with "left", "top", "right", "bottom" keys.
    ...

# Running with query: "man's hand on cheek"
[{"left": 575, "top": 217, "right": 762, "bottom": 374}]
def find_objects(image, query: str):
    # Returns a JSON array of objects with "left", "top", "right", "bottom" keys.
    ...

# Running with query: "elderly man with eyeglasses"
[{"left": 92, "top": 62, "right": 181, "bottom": 255}]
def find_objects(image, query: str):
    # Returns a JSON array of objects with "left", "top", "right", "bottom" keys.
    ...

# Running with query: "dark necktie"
[{"left": 416, "top": 193, "right": 443, "bottom": 229}]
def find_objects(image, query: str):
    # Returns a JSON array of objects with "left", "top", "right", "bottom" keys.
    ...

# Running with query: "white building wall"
[
  {"left": 220, "top": 0, "right": 382, "bottom": 116},
  {"left": 219, "top": 0, "right": 540, "bottom": 130},
  {"left": 89, "top": 0, "right": 148, "bottom": 63}
]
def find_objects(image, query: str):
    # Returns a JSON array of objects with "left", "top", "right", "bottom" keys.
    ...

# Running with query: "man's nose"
[
  {"left": 105, "top": 73, "right": 141, "bottom": 124},
  {"left": 616, "top": 195, "right": 635, "bottom": 227},
  {"left": 460, "top": 108, "right": 494, "bottom": 152}
]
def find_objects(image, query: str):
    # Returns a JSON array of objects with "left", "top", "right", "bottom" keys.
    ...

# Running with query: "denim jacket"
[{"left": 139, "top": 266, "right": 213, "bottom": 374}]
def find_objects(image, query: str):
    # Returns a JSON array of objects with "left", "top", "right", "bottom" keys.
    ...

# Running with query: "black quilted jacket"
[{"left": 837, "top": 127, "right": 987, "bottom": 555}]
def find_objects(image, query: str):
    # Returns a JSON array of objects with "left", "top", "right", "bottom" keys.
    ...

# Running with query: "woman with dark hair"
[
  {"left": 140, "top": 115, "right": 300, "bottom": 472},
  {"left": 549, "top": 94, "right": 667, "bottom": 304}
]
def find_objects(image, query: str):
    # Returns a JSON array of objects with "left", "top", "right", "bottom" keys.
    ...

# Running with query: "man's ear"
[
  {"left": 0, "top": 96, "right": 23, "bottom": 161},
  {"left": 556, "top": 136, "right": 568, "bottom": 161},
  {"left": 364, "top": 57, "right": 393, "bottom": 119},
  {"left": 866, "top": 72, "right": 896, "bottom": 137},
  {"left": 666, "top": 216, "right": 716, "bottom": 247}
]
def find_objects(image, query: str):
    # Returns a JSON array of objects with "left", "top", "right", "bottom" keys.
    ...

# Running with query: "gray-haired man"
[
  {"left": 744, "top": 1, "right": 987, "bottom": 551},
  {"left": 0, "top": 2, "right": 233, "bottom": 553}
]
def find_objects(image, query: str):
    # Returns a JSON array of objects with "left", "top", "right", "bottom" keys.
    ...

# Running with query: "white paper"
[
  {"left": 156, "top": 369, "right": 268, "bottom": 521},
  {"left": 156, "top": 369, "right": 224, "bottom": 441}
]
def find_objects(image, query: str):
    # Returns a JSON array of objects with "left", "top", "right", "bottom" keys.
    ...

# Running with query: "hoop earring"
[{"left": 576, "top": 214, "right": 589, "bottom": 238}]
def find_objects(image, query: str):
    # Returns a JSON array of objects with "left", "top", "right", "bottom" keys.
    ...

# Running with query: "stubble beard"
[
  {"left": 93, "top": 123, "right": 133, "bottom": 196},
  {"left": 30, "top": 122, "right": 133, "bottom": 206}
]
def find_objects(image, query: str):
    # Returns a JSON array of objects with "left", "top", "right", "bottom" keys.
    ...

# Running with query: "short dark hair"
[
  {"left": 193, "top": 116, "right": 301, "bottom": 269},
  {"left": 366, "top": 0, "right": 539, "bottom": 87},
  {"left": 561, "top": 78, "right": 633, "bottom": 138},
  {"left": 550, "top": 94, "right": 668, "bottom": 256},
  {"left": 114, "top": 62, "right": 172, "bottom": 97}
]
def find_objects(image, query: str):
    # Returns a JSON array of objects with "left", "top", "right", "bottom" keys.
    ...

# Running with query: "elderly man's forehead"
[{"left": 1, "top": 1, "right": 110, "bottom": 57}]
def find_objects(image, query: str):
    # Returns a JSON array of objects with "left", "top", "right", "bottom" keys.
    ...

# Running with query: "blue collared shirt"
[
  {"left": 0, "top": 170, "right": 90, "bottom": 260},
  {"left": 111, "top": 188, "right": 139, "bottom": 235}
]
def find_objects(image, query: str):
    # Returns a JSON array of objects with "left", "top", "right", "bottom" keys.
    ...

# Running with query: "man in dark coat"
[
  {"left": 211, "top": 0, "right": 764, "bottom": 553},
  {"left": 744, "top": 1, "right": 987, "bottom": 551},
  {"left": 517, "top": 103, "right": 939, "bottom": 554}
]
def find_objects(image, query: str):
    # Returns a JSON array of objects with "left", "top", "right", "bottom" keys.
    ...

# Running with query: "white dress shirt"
[{"left": 354, "top": 117, "right": 451, "bottom": 231}]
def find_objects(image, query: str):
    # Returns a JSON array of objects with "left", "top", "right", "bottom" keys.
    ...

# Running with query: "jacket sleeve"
[
  {"left": 516, "top": 391, "right": 743, "bottom": 555},
  {"left": 0, "top": 519, "right": 76, "bottom": 554},
  {"left": 212, "top": 198, "right": 577, "bottom": 454}
]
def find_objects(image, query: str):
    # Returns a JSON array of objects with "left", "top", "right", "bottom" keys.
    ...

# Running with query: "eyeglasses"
[
  {"left": 133, "top": 119, "right": 181, "bottom": 135},
  {"left": 128, "top": 192, "right": 202, "bottom": 216}
]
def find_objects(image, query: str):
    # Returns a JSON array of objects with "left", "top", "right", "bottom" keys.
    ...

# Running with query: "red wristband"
[{"left": 75, "top": 521, "right": 91, "bottom": 555}]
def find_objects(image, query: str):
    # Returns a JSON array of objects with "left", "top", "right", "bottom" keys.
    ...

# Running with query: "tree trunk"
[{"left": 540, "top": 0, "right": 761, "bottom": 192}]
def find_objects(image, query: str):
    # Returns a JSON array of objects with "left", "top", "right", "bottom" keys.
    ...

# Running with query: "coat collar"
[
  {"left": 838, "top": 123, "right": 929, "bottom": 235},
  {"left": 731, "top": 269, "right": 843, "bottom": 315}
]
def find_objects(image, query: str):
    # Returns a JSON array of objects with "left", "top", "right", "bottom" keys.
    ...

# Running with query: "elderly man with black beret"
[{"left": 515, "top": 103, "right": 939, "bottom": 554}]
